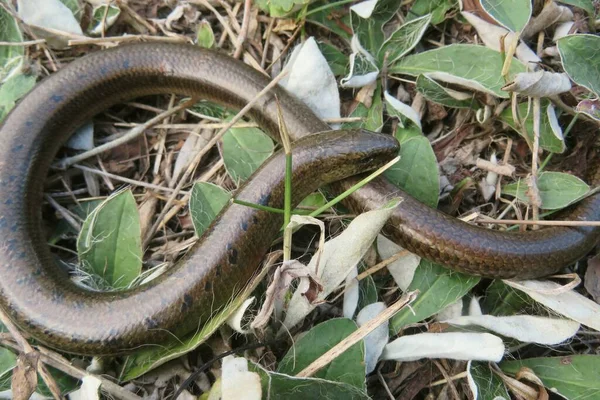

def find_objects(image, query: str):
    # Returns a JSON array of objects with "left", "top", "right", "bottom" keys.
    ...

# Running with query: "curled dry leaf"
[
  {"left": 445, "top": 314, "right": 580, "bottom": 345},
  {"left": 462, "top": 12, "right": 540, "bottom": 68},
  {"left": 381, "top": 332, "right": 505, "bottom": 362},
  {"left": 502, "top": 70, "right": 571, "bottom": 97},
  {"left": 227, "top": 297, "right": 255, "bottom": 334},
  {"left": 221, "top": 356, "right": 261, "bottom": 400},
  {"left": 504, "top": 279, "right": 600, "bottom": 331},
  {"left": 521, "top": 1, "right": 573, "bottom": 40},
  {"left": 251, "top": 260, "right": 320, "bottom": 330},
  {"left": 281, "top": 200, "right": 400, "bottom": 332}
]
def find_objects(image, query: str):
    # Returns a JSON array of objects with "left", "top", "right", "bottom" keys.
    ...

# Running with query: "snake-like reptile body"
[{"left": 0, "top": 43, "right": 597, "bottom": 354}]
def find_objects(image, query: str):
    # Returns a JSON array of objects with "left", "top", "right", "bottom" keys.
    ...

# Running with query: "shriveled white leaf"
[
  {"left": 281, "top": 200, "right": 401, "bottom": 332},
  {"left": 350, "top": 0, "right": 377, "bottom": 18},
  {"left": 462, "top": 12, "right": 540, "bottom": 68},
  {"left": 376, "top": 235, "right": 420, "bottom": 292},
  {"left": 503, "top": 70, "right": 571, "bottom": 97},
  {"left": 445, "top": 315, "right": 580, "bottom": 345},
  {"left": 504, "top": 279, "right": 600, "bottom": 331},
  {"left": 478, "top": 153, "right": 498, "bottom": 201},
  {"left": 384, "top": 90, "right": 422, "bottom": 129},
  {"left": 221, "top": 356, "right": 261, "bottom": 400},
  {"left": 66, "top": 122, "right": 94, "bottom": 151},
  {"left": 341, "top": 35, "right": 379, "bottom": 88},
  {"left": 343, "top": 266, "right": 359, "bottom": 319},
  {"left": 466, "top": 361, "right": 478, "bottom": 400},
  {"left": 227, "top": 297, "right": 255, "bottom": 334},
  {"left": 435, "top": 298, "right": 464, "bottom": 321},
  {"left": 476, "top": 105, "right": 492, "bottom": 124},
  {"left": 356, "top": 302, "right": 388, "bottom": 374},
  {"left": 546, "top": 103, "right": 564, "bottom": 142},
  {"left": 469, "top": 296, "right": 483, "bottom": 316},
  {"left": 252, "top": 260, "right": 317, "bottom": 329},
  {"left": 553, "top": 21, "right": 574, "bottom": 41},
  {"left": 381, "top": 332, "right": 505, "bottom": 362},
  {"left": 281, "top": 37, "right": 340, "bottom": 125},
  {"left": 427, "top": 71, "right": 495, "bottom": 96},
  {"left": 17, "top": 0, "right": 84, "bottom": 48},
  {"left": 69, "top": 375, "right": 101, "bottom": 400}
]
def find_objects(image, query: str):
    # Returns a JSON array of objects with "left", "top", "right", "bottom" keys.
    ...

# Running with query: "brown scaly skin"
[{"left": 0, "top": 43, "right": 596, "bottom": 354}]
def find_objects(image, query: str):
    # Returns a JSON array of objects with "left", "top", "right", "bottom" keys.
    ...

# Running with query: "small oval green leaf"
[
  {"left": 189, "top": 182, "right": 231, "bottom": 237},
  {"left": 77, "top": 189, "right": 142, "bottom": 289},
  {"left": 502, "top": 171, "right": 590, "bottom": 210},
  {"left": 222, "top": 126, "right": 274, "bottom": 184},
  {"left": 384, "top": 135, "right": 440, "bottom": 208}
]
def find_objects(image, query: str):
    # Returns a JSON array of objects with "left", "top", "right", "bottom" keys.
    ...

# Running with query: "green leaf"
[
  {"left": 189, "top": 182, "right": 231, "bottom": 237},
  {"left": 408, "top": 0, "right": 457, "bottom": 24},
  {"left": 390, "top": 260, "right": 480, "bottom": 333},
  {"left": 60, "top": 0, "right": 84, "bottom": 21},
  {"left": 306, "top": 1, "right": 352, "bottom": 42},
  {"left": 222, "top": 125, "right": 274, "bottom": 184},
  {"left": 0, "top": 73, "right": 36, "bottom": 120},
  {"left": 416, "top": 74, "right": 478, "bottom": 109},
  {"left": 278, "top": 318, "right": 365, "bottom": 390},
  {"left": 557, "top": 0, "right": 595, "bottom": 16},
  {"left": 379, "top": 14, "right": 431, "bottom": 65},
  {"left": 119, "top": 265, "right": 269, "bottom": 381},
  {"left": 391, "top": 44, "right": 527, "bottom": 98},
  {"left": 558, "top": 34, "right": 600, "bottom": 97},
  {"left": 251, "top": 363, "right": 370, "bottom": 399},
  {"left": 296, "top": 191, "right": 327, "bottom": 212},
  {"left": 318, "top": 41, "right": 348, "bottom": 76},
  {"left": 502, "top": 171, "right": 590, "bottom": 210},
  {"left": 0, "top": 5, "right": 24, "bottom": 80},
  {"left": 499, "top": 100, "right": 566, "bottom": 153},
  {"left": 577, "top": 99, "right": 600, "bottom": 121},
  {"left": 384, "top": 135, "right": 439, "bottom": 208},
  {"left": 77, "top": 189, "right": 142, "bottom": 289},
  {"left": 341, "top": 50, "right": 379, "bottom": 88},
  {"left": 501, "top": 355, "right": 600, "bottom": 399},
  {"left": 480, "top": 0, "right": 532, "bottom": 32},
  {"left": 481, "top": 280, "right": 532, "bottom": 316},
  {"left": 351, "top": 0, "right": 401, "bottom": 56},
  {"left": 196, "top": 20, "right": 215, "bottom": 48},
  {"left": 36, "top": 366, "right": 78, "bottom": 397},
  {"left": 89, "top": 4, "right": 120, "bottom": 35},
  {"left": 344, "top": 82, "right": 384, "bottom": 131},
  {"left": 256, "top": 0, "right": 310, "bottom": 17},
  {"left": 0, "top": 348, "right": 16, "bottom": 391},
  {"left": 358, "top": 274, "right": 378, "bottom": 310},
  {"left": 469, "top": 362, "right": 510, "bottom": 400}
]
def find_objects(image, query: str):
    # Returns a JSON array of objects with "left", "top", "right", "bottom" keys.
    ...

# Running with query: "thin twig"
[
  {"left": 55, "top": 98, "right": 198, "bottom": 169},
  {"left": 0, "top": 39, "right": 45, "bottom": 46},
  {"left": 68, "top": 34, "right": 190, "bottom": 46},
  {"left": 296, "top": 292, "right": 418, "bottom": 378},
  {"left": 233, "top": 0, "right": 252, "bottom": 59},
  {"left": 356, "top": 249, "right": 411, "bottom": 281},
  {"left": 74, "top": 165, "right": 187, "bottom": 195}
]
